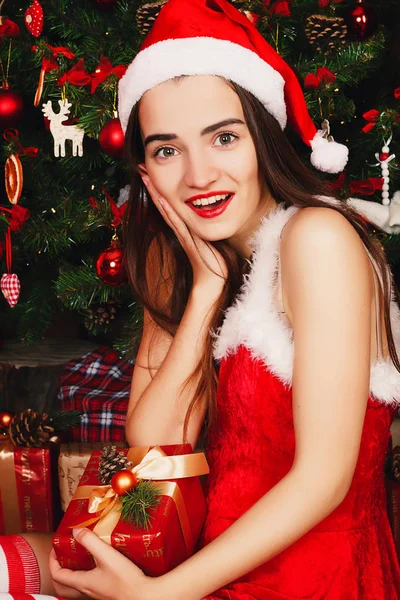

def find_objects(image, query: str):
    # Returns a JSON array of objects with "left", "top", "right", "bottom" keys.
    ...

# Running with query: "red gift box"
[
  {"left": 0, "top": 438, "right": 61, "bottom": 534},
  {"left": 53, "top": 444, "right": 208, "bottom": 576}
]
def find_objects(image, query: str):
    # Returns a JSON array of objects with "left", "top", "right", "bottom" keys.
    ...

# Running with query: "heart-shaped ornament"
[
  {"left": 1, "top": 273, "right": 20, "bottom": 308},
  {"left": 25, "top": 0, "right": 44, "bottom": 38}
]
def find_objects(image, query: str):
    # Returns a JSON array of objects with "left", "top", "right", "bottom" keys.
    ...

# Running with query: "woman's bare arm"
[{"left": 126, "top": 237, "right": 224, "bottom": 449}]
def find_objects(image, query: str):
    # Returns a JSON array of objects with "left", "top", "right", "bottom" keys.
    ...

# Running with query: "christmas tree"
[{"left": 0, "top": 0, "right": 399, "bottom": 352}]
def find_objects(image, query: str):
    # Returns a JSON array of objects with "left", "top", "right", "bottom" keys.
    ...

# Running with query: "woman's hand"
[
  {"left": 49, "top": 528, "right": 160, "bottom": 600},
  {"left": 141, "top": 174, "right": 228, "bottom": 290}
]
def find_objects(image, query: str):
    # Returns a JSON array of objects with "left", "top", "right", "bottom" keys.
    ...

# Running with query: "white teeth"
[{"left": 191, "top": 194, "right": 230, "bottom": 207}]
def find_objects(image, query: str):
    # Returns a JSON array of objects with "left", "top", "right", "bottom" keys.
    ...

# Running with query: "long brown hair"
[{"left": 122, "top": 79, "right": 400, "bottom": 442}]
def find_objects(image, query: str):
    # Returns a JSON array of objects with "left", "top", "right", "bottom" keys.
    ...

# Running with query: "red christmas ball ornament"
[
  {"left": 111, "top": 469, "right": 138, "bottom": 496},
  {"left": 99, "top": 118, "right": 125, "bottom": 158},
  {"left": 0, "top": 89, "right": 24, "bottom": 130},
  {"left": 344, "top": 1, "right": 379, "bottom": 41},
  {"left": 96, "top": 239, "right": 127, "bottom": 287},
  {"left": 0, "top": 411, "right": 12, "bottom": 429},
  {"left": 380, "top": 152, "right": 389, "bottom": 162}
]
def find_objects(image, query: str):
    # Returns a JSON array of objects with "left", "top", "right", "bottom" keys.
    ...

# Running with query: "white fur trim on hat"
[
  {"left": 118, "top": 37, "right": 286, "bottom": 133},
  {"left": 213, "top": 199, "right": 400, "bottom": 406},
  {"left": 310, "top": 130, "right": 349, "bottom": 175}
]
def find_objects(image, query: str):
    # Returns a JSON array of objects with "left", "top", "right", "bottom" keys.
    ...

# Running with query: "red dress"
[{"left": 201, "top": 201, "right": 400, "bottom": 599}]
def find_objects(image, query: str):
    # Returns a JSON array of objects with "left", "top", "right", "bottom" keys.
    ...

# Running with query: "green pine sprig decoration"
[{"left": 120, "top": 481, "right": 161, "bottom": 530}]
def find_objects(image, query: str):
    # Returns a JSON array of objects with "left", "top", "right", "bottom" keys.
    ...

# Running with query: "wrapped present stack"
[
  {"left": 58, "top": 346, "right": 133, "bottom": 443},
  {"left": 0, "top": 408, "right": 80, "bottom": 535},
  {"left": 53, "top": 444, "right": 209, "bottom": 575}
]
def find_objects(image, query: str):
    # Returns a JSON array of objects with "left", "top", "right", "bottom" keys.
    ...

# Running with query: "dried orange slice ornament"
[{"left": 5, "top": 153, "right": 23, "bottom": 205}]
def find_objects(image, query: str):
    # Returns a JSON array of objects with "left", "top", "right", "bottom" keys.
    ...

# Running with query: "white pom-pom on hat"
[{"left": 310, "top": 130, "right": 349, "bottom": 175}]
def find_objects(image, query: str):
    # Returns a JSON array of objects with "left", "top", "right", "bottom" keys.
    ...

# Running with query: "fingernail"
[{"left": 72, "top": 528, "right": 83, "bottom": 538}]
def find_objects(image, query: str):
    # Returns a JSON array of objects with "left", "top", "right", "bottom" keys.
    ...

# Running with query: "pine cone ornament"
[
  {"left": 8, "top": 409, "right": 55, "bottom": 447},
  {"left": 98, "top": 445, "right": 133, "bottom": 485},
  {"left": 136, "top": 0, "right": 169, "bottom": 36},
  {"left": 393, "top": 451, "right": 400, "bottom": 481},
  {"left": 87, "top": 302, "right": 118, "bottom": 326},
  {"left": 305, "top": 15, "right": 347, "bottom": 55}
]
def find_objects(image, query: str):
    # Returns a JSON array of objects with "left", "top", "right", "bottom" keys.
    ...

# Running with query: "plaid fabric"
[{"left": 58, "top": 346, "right": 133, "bottom": 442}]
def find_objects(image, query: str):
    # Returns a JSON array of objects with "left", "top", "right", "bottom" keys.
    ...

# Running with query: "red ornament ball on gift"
[
  {"left": 344, "top": 1, "right": 379, "bottom": 41},
  {"left": 0, "top": 89, "right": 24, "bottom": 130},
  {"left": 99, "top": 118, "right": 125, "bottom": 158},
  {"left": 111, "top": 469, "right": 138, "bottom": 495},
  {"left": 96, "top": 242, "right": 127, "bottom": 287}
]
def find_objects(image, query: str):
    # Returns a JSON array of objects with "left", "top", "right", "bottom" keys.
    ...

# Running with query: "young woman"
[{"left": 2, "top": 0, "right": 400, "bottom": 599}]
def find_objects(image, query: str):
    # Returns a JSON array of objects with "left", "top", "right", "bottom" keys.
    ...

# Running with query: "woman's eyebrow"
[{"left": 143, "top": 118, "right": 245, "bottom": 147}]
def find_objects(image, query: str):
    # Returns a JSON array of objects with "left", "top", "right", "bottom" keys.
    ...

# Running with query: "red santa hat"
[{"left": 118, "top": 0, "right": 348, "bottom": 174}]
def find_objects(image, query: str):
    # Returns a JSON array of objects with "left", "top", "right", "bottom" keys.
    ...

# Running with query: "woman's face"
[{"left": 138, "top": 75, "right": 272, "bottom": 252}]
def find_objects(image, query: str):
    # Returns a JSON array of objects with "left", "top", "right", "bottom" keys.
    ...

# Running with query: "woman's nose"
[{"left": 184, "top": 151, "right": 219, "bottom": 189}]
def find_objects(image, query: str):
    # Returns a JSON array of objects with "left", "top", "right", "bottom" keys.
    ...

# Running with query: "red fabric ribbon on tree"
[
  {"left": 4, "top": 128, "right": 39, "bottom": 158},
  {"left": 362, "top": 109, "right": 380, "bottom": 133},
  {"left": 304, "top": 66, "right": 336, "bottom": 89},
  {"left": 349, "top": 178, "right": 384, "bottom": 196},
  {"left": 45, "top": 43, "right": 75, "bottom": 60},
  {"left": 263, "top": 0, "right": 291, "bottom": 16},
  {"left": 90, "top": 56, "right": 127, "bottom": 94},
  {"left": 57, "top": 58, "right": 92, "bottom": 87},
  {"left": 88, "top": 197, "right": 100, "bottom": 210},
  {"left": 102, "top": 188, "right": 127, "bottom": 227},
  {"left": 327, "top": 172, "right": 383, "bottom": 196},
  {"left": 0, "top": 19, "right": 20, "bottom": 39},
  {"left": 0, "top": 205, "right": 30, "bottom": 233}
]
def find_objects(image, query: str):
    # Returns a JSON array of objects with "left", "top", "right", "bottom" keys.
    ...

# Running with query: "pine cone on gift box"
[
  {"left": 8, "top": 408, "right": 55, "bottom": 448},
  {"left": 305, "top": 15, "right": 347, "bottom": 55},
  {"left": 136, "top": 0, "right": 169, "bottom": 36},
  {"left": 98, "top": 445, "right": 133, "bottom": 484}
]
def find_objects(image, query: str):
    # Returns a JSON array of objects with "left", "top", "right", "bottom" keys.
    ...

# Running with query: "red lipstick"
[{"left": 186, "top": 193, "right": 234, "bottom": 219}]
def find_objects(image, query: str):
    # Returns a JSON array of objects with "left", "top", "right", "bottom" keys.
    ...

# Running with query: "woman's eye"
[
  {"left": 153, "top": 146, "right": 178, "bottom": 159},
  {"left": 215, "top": 132, "right": 238, "bottom": 147}
]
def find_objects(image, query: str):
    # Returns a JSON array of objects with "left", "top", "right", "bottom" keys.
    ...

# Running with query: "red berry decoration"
[
  {"left": 111, "top": 469, "right": 138, "bottom": 496},
  {"left": 25, "top": 0, "right": 44, "bottom": 38},
  {"left": 96, "top": 238, "right": 127, "bottom": 287},
  {"left": 0, "top": 88, "right": 24, "bottom": 130},
  {"left": 344, "top": 1, "right": 379, "bottom": 41},
  {"left": 99, "top": 118, "right": 125, "bottom": 158},
  {"left": 0, "top": 411, "right": 12, "bottom": 429},
  {"left": 380, "top": 152, "right": 389, "bottom": 162}
]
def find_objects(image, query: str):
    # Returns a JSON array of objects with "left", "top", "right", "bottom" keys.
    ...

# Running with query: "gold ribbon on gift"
[
  {"left": 0, "top": 438, "right": 21, "bottom": 534},
  {"left": 72, "top": 446, "right": 209, "bottom": 553}
]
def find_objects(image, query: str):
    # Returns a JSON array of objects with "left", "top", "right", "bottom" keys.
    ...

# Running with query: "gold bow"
[{"left": 72, "top": 446, "right": 209, "bottom": 551}]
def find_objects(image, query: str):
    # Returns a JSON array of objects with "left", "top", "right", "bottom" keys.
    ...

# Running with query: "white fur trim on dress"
[
  {"left": 118, "top": 37, "right": 286, "bottom": 133},
  {"left": 213, "top": 200, "right": 400, "bottom": 406}
]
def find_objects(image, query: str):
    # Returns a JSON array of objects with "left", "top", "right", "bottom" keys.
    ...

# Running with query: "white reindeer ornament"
[{"left": 42, "top": 99, "right": 85, "bottom": 158}]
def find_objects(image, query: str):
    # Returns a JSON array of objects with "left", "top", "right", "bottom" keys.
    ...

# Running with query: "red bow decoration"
[
  {"left": 0, "top": 19, "right": 20, "bottom": 39},
  {"left": 3, "top": 129, "right": 39, "bottom": 158},
  {"left": 304, "top": 66, "right": 336, "bottom": 89},
  {"left": 361, "top": 109, "right": 380, "bottom": 133},
  {"left": 394, "top": 88, "right": 400, "bottom": 100},
  {"left": 349, "top": 178, "right": 384, "bottom": 196},
  {"left": 90, "top": 56, "right": 127, "bottom": 94},
  {"left": 328, "top": 172, "right": 384, "bottom": 196},
  {"left": 57, "top": 58, "right": 92, "bottom": 87},
  {"left": 45, "top": 43, "right": 75, "bottom": 60},
  {"left": 318, "top": 0, "right": 344, "bottom": 8},
  {"left": 0, "top": 205, "right": 30, "bottom": 232},
  {"left": 103, "top": 188, "right": 127, "bottom": 227},
  {"left": 41, "top": 56, "right": 59, "bottom": 73},
  {"left": 263, "top": 0, "right": 291, "bottom": 16}
]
